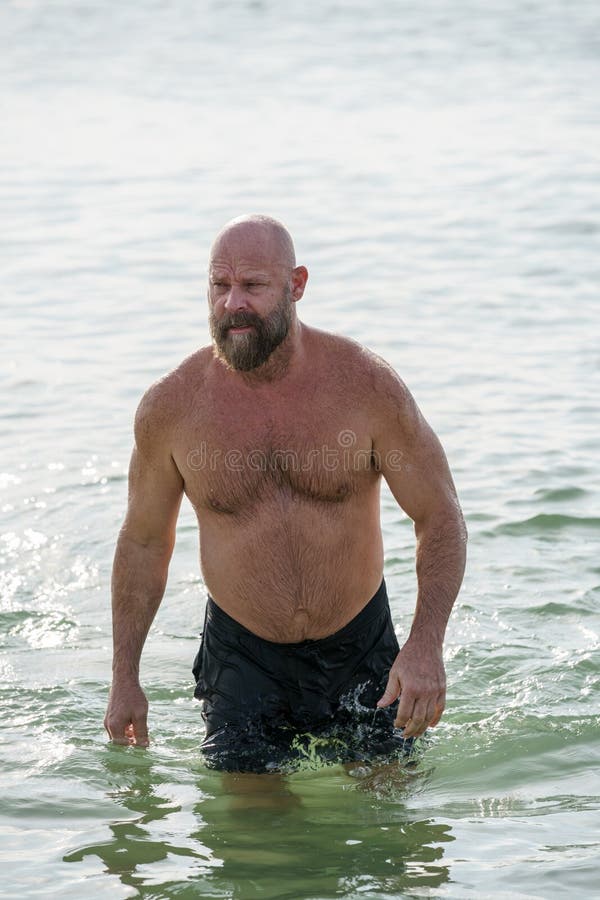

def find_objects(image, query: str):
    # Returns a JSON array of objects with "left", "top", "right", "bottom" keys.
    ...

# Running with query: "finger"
[
  {"left": 401, "top": 699, "right": 429, "bottom": 738},
  {"left": 377, "top": 671, "right": 402, "bottom": 708},
  {"left": 108, "top": 722, "right": 132, "bottom": 745},
  {"left": 394, "top": 692, "right": 415, "bottom": 728},
  {"left": 424, "top": 697, "right": 436, "bottom": 727},
  {"left": 402, "top": 718, "right": 428, "bottom": 739},
  {"left": 105, "top": 713, "right": 137, "bottom": 746},
  {"left": 429, "top": 695, "right": 446, "bottom": 728},
  {"left": 105, "top": 714, "right": 127, "bottom": 743},
  {"left": 132, "top": 712, "right": 149, "bottom": 747}
]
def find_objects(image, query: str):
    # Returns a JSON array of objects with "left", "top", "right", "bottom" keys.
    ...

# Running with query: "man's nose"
[{"left": 223, "top": 285, "right": 248, "bottom": 313}]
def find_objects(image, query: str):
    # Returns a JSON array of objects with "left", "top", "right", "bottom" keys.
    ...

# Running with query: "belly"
[{"left": 197, "top": 491, "right": 385, "bottom": 641}]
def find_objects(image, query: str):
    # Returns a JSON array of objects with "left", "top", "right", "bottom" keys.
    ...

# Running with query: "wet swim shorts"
[{"left": 192, "top": 579, "right": 412, "bottom": 772}]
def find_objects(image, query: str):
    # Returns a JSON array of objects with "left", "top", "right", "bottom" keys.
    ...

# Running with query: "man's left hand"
[{"left": 376, "top": 639, "right": 447, "bottom": 738}]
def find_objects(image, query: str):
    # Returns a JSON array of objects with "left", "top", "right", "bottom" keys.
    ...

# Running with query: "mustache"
[{"left": 219, "top": 312, "right": 261, "bottom": 331}]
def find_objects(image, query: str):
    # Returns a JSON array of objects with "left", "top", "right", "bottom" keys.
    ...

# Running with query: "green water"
[{"left": 2, "top": 674, "right": 597, "bottom": 897}]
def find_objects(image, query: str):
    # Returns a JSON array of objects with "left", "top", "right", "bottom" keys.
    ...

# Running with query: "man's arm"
[
  {"left": 373, "top": 366, "right": 467, "bottom": 738},
  {"left": 104, "top": 388, "right": 184, "bottom": 746}
]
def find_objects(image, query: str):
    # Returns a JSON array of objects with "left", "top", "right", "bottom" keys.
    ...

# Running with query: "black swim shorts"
[{"left": 192, "top": 579, "right": 412, "bottom": 773}]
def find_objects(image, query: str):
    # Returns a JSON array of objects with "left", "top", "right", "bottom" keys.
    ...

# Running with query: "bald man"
[{"left": 104, "top": 215, "right": 467, "bottom": 772}]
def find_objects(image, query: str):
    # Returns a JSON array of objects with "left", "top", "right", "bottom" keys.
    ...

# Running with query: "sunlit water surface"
[{"left": 1, "top": 0, "right": 599, "bottom": 897}]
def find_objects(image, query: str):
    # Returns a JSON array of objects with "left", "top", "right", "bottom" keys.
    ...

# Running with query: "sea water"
[{"left": 1, "top": 0, "right": 599, "bottom": 896}]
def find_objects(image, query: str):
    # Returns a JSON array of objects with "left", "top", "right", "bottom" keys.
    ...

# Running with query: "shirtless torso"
[
  {"left": 104, "top": 215, "right": 467, "bottom": 750},
  {"left": 166, "top": 329, "right": 387, "bottom": 641}
]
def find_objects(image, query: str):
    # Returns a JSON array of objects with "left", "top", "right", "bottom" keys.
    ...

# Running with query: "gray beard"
[{"left": 209, "top": 288, "right": 293, "bottom": 372}]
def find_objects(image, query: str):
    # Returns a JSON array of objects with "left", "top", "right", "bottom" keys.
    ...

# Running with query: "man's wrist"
[
  {"left": 406, "top": 623, "right": 446, "bottom": 651},
  {"left": 111, "top": 661, "right": 141, "bottom": 682}
]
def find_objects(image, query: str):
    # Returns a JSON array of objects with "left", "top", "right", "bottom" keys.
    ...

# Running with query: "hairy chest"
[{"left": 173, "top": 399, "right": 379, "bottom": 515}]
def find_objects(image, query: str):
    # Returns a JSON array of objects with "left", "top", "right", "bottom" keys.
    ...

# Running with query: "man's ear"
[{"left": 290, "top": 266, "right": 308, "bottom": 301}]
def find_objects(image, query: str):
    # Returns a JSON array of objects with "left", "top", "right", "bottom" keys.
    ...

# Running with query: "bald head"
[
  {"left": 207, "top": 214, "right": 308, "bottom": 372},
  {"left": 209, "top": 214, "right": 296, "bottom": 272}
]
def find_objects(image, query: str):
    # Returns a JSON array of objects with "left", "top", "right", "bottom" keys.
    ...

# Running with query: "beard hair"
[{"left": 209, "top": 286, "right": 294, "bottom": 371}]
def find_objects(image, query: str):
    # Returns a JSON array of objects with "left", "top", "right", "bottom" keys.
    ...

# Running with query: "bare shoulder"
[
  {"left": 134, "top": 348, "right": 212, "bottom": 453},
  {"left": 363, "top": 348, "right": 419, "bottom": 420},
  {"left": 305, "top": 326, "right": 416, "bottom": 413},
  {"left": 303, "top": 326, "right": 382, "bottom": 378}
]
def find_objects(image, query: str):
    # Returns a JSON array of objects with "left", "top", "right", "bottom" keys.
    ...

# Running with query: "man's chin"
[{"left": 212, "top": 342, "right": 264, "bottom": 372}]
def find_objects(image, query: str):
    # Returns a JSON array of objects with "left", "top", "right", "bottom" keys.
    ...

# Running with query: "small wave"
[
  {"left": 533, "top": 486, "right": 588, "bottom": 502},
  {"left": 7, "top": 610, "right": 79, "bottom": 649},
  {"left": 492, "top": 514, "right": 600, "bottom": 536},
  {"left": 539, "top": 219, "right": 600, "bottom": 236},
  {"left": 527, "top": 600, "right": 595, "bottom": 617}
]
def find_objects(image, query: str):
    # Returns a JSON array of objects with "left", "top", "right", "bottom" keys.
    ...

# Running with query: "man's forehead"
[
  {"left": 209, "top": 220, "right": 295, "bottom": 270},
  {"left": 209, "top": 241, "right": 290, "bottom": 277},
  {"left": 209, "top": 261, "right": 274, "bottom": 280},
  {"left": 209, "top": 256, "right": 283, "bottom": 274}
]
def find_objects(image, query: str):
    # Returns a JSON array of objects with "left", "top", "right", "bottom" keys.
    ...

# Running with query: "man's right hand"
[{"left": 104, "top": 680, "right": 150, "bottom": 747}]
